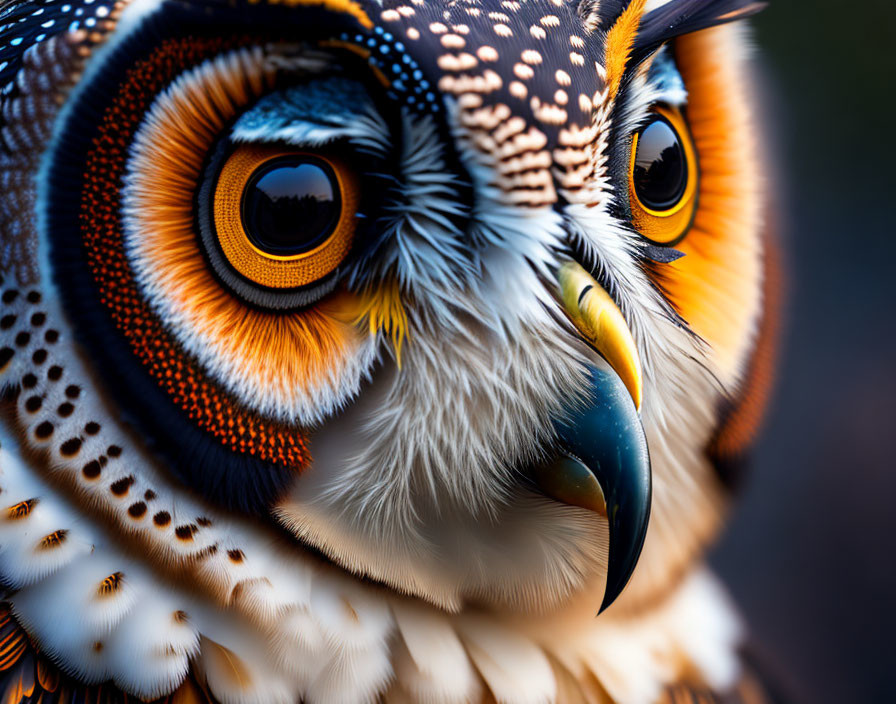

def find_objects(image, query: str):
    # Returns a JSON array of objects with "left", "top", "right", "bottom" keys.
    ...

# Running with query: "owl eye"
[
  {"left": 633, "top": 118, "right": 687, "bottom": 209},
  {"left": 39, "top": 11, "right": 399, "bottom": 508},
  {"left": 212, "top": 146, "right": 358, "bottom": 291},
  {"left": 242, "top": 155, "right": 343, "bottom": 256},
  {"left": 628, "top": 105, "right": 699, "bottom": 246}
]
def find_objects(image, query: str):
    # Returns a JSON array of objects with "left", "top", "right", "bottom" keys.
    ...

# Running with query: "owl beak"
[
  {"left": 543, "top": 363, "right": 652, "bottom": 614},
  {"left": 526, "top": 263, "right": 651, "bottom": 613},
  {"left": 558, "top": 262, "right": 643, "bottom": 411}
]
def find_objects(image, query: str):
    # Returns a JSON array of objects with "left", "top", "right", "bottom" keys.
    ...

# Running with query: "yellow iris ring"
[
  {"left": 213, "top": 145, "right": 358, "bottom": 289},
  {"left": 628, "top": 105, "right": 699, "bottom": 246}
]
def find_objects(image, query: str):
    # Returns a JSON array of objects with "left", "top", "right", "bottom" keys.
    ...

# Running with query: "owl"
[{"left": 0, "top": 0, "right": 778, "bottom": 701}]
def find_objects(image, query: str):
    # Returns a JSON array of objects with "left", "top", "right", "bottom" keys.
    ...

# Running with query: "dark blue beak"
[{"left": 531, "top": 363, "right": 652, "bottom": 613}]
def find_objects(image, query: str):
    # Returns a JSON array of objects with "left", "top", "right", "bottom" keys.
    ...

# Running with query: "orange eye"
[
  {"left": 214, "top": 145, "right": 359, "bottom": 289},
  {"left": 628, "top": 105, "right": 699, "bottom": 246}
]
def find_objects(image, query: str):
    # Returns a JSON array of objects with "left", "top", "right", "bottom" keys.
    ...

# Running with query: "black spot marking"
[
  {"left": 60, "top": 437, "right": 83, "bottom": 457},
  {"left": 34, "top": 421, "right": 54, "bottom": 440},
  {"left": 175, "top": 524, "right": 197, "bottom": 540},
  {"left": 110, "top": 476, "right": 134, "bottom": 496}
]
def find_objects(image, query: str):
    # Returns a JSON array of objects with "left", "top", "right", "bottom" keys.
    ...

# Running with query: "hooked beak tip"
[{"left": 534, "top": 362, "right": 651, "bottom": 615}]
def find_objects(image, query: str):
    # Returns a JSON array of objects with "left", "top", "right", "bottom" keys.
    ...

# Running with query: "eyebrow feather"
[{"left": 631, "top": 0, "right": 767, "bottom": 63}]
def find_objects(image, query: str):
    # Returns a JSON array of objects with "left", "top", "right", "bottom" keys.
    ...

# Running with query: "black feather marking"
[
  {"left": 633, "top": 0, "right": 767, "bottom": 64},
  {"left": 642, "top": 244, "right": 686, "bottom": 263},
  {"left": 577, "top": 285, "right": 593, "bottom": 306}
]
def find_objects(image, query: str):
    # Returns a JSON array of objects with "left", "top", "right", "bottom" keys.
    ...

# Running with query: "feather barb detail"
[
  {"left": 351, "top": 280, "right": 409, "bottom": 366},
  {"left": 605, "top": 0, "right": 648, "bottom": 99}
]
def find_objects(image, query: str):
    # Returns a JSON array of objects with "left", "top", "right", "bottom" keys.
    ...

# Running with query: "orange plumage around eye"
[
  {"left": 644, "top": 27, "right": 765, "bottom": 382},
  {"left": 628, "top": 104, "right": 699, "bottom": 246},
  {"left": 214, "top": 146, "right": 359, "bottom": 289}
]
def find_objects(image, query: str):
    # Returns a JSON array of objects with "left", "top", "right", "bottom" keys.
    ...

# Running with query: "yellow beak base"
[{"left": 558, "top": 262, "right": 644, "bottom": 411}]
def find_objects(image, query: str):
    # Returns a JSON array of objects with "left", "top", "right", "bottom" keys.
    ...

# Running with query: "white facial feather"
[{"left": 274, "top": 46, "right": 740, "bottom": 616}]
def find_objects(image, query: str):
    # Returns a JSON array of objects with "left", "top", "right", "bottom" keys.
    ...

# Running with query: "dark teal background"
[{"left": 712, "top": 2, "right": 896, "bottom": 701}]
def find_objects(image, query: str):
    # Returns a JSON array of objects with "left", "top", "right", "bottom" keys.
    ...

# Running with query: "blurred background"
[{"left": 711, "top": 1, "right": 896, "bottom": 702}]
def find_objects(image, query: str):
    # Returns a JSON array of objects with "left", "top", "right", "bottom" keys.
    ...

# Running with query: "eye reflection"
[
  {"left": 241, "top": 156, "right": 342, "bottom": 256},
  {"left": 633, "top": 117, "right": 688, "bottom": 211}
]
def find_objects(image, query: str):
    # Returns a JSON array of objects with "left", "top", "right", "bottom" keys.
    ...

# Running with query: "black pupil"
[
  {"left": 241, "top": 156, "right": 341, "bottom": 255},
  {"left": 633, "top": 117, "right": 688, "bottom": 210}
]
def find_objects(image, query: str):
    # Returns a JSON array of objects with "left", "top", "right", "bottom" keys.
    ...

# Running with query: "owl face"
[{"left": 0, "top": 0, "right": 769, "bottom": 623}]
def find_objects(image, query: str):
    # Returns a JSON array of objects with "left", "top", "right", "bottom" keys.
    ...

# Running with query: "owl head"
[{"left": 0, "top": 0, "right": 773, "bottom": 657}]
